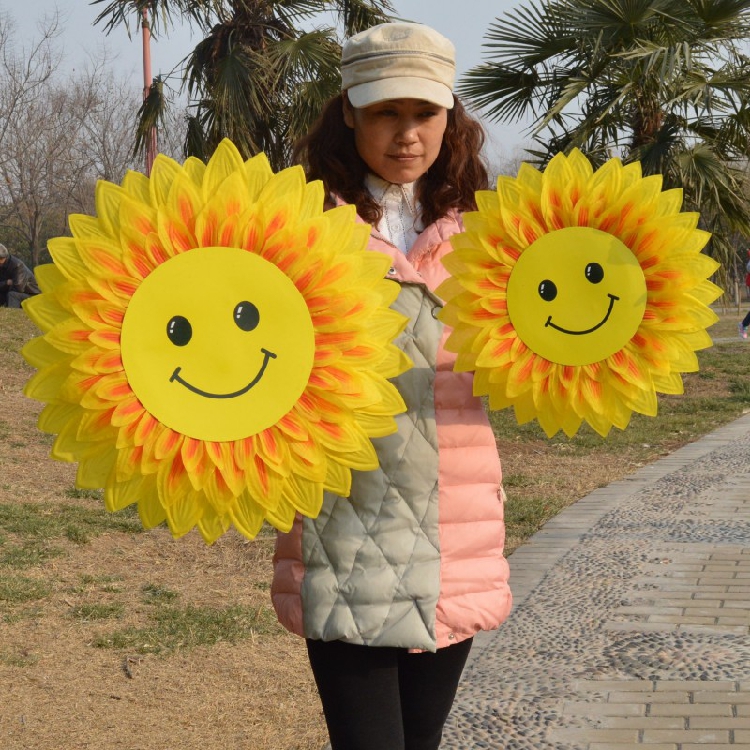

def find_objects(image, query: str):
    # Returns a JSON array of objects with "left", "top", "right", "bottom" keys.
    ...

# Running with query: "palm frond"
[
  {"left": 688, "top": 0, "right": 750, "bottom": 37},
  {"left": 133, "top": 75, "right": 169, "bottom": 158},
  {"left": 458, "top": 64, "right": 546, "bottom": 124},
  {"left": 479, "top": 2, "right": 579, "bottom": 69},
  {"left": 461, "top": 0, "right": 750, "bottom": 258},
  {"left": 91, "top": 0, "right": 221, "bottom": 37},
  {"left": 263, "top": 29, "right": 341, "bottom": 88},
  {"left": 184, "top": 111, "right": 208, "bottom": 160},
  {"left": 326, "top": 0, "right": 397, "bottom": 36}
]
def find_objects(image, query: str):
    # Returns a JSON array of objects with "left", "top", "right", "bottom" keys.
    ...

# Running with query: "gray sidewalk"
[{"left": 443, "top": 411, "right": 750, "bottom": 749}]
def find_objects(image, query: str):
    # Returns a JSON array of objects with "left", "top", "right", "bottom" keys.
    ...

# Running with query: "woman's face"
[{"left": 343, "top": 97, "right": 448, "bottom": 185}]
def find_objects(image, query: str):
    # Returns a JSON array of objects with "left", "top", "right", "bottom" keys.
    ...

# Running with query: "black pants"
[
  {"left": 306, "top": 637, "right": 472, "bottom": 750},
  {"left": 6, "top": 290, "right": 31, "bottom": 308},
  {"left": 0, "top": 290, "right": 31, "bottom": 308}
]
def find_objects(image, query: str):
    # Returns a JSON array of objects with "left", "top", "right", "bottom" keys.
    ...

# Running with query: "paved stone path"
[{"left": 442, "top": 412, "right": 750, "bottom": 749}]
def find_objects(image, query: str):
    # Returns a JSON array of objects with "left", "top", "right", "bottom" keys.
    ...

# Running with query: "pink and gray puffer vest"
[{"left": 271, "top": 208, "right": 512, "bottom": 652}]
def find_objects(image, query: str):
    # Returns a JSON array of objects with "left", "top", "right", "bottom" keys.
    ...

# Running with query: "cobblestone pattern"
[{"left": 441, "top": 415, "right": 750, "bottom": 749}]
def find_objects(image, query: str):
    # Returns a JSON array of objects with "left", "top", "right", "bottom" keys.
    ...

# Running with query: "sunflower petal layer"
[
  {"left": 23, "top": 139, "right": 411, "bottom": 542},
  {"left": 437, "top": 149, "right": 722, "bottom": 438}
]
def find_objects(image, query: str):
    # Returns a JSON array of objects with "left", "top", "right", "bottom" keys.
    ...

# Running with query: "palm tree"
[
  {"left": 459, "top": 0, "right": 750, "bottom": 279},
  {"left": 92, "top": 0, "right": 222, "bottom": 36},
  {"left": 92, "top": 0, "right": 396, "bottom": 170}
]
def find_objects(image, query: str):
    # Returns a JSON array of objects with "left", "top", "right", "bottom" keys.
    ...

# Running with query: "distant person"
[
  {"left": 0, "top": 243, "right": 40, "bottom": 308},
  {"left": 740, "top": 251, "right": 750, "bottom": 338}
]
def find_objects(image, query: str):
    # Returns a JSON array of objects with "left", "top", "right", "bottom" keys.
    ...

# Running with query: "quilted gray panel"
[{"left": 301, "top": 283, "right": 443, "bottom": 650}]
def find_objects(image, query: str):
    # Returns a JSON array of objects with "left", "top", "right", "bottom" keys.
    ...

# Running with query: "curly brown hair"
[{"left": 292, "top": 94, "right": 489, "bottom": 227}]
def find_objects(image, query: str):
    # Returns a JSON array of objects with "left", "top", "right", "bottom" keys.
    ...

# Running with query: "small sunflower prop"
[
  {"left": 22, "top": 139, "right": 410, "bottom": 542},
  {"left": 438, "top": 149, "right": 722, "bottom": 438}
]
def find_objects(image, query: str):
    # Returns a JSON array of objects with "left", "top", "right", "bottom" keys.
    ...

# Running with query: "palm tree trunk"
[{"left": 141, "top": 8, "right": 158, "bottom": 175}]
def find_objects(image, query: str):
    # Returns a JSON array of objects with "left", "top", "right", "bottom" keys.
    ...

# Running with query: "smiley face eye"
[
  {"left": 585, "top": 263, "right": 604, "bottom": 284},
  {"left": 234, "top": 301, "right": 260, "bottom": 332},
  {"left": 167, "top": 315, "right": 192, "bottom": 346},
  {"left": 538, "top": 280, "right": 557, "bottom": 301}
]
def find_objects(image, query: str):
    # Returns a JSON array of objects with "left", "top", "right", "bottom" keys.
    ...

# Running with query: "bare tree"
[
  {"left": 0, "top": 12, "right": 60, "bottom": 164},
  {"left": 0, "top": 13, "right": 147, "bottom": 266},
  {"left": 0, "top": 83, "right": 91, "bottom": 266},
  {"left": 64, "top": 63, "right": 143, "bottom": 214}
]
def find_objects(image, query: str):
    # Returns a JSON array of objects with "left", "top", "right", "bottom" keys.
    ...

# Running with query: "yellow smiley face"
[
  {"left": 121, "top": 246, "right": 315, "bottom": 442},
  {"left": 506, "top": 227, "right": 647, "bottom": 366}
]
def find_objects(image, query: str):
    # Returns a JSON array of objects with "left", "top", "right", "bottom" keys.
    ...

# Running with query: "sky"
[{"left": 5, "top": 0, "right": 535, "bottom": 162}]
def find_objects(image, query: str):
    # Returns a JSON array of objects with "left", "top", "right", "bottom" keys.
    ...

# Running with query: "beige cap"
[{"left": 341, "top": 22, "right": 455, "bottom": 110}]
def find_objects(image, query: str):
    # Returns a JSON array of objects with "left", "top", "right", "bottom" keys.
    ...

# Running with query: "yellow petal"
[
  {"left": 165, "top": 489, "right": 204, "bottom": 539},
  {"left": 229, "top": 493, "right": 265, "bottom": 539},
  {"left": 121, "top": 168, "right": 151, "bottom": 203},
  {"left": 241, "top": 152, "right": 273, "bottom": 201},
  {"left": 38, "top": 402, "right": 79, "bottom": 434},
  {"left": 138, "top": 488, "right": 167, "bottom": 530},
  {"left": 23, "top": 294, "right": 70, "bottom": 334},
  {"left": 76, "top": 443, "right": 116, "bottom": 489},
  {"left": 202, "top": 139, "right": 246, "bottom": 201},
  {"left": 94, "top": 180, "right": 124, "bottom": 237},
  {"left": 197, "top": 504, "right": 231, "bottom": 545},
  {"left": 104, "top": 474, "right": 142, "bottom": 512},
  {"left": 34, "top": 262, "right": 67, "bottom": 293},
  {"left": 322, "top": 460, "right": 350, "bottom": 497},
  {"left": 264, "top": 498, "right": 296, "bottom": 534},
  {"left": 24, "top": 358, "right": 73, "bottom": 402},
  {"left": 22, "top": 336, "right": 67, "bottom": 369},
  {"left": 149, "top": 153, "right": 182, "bottom": 207}
]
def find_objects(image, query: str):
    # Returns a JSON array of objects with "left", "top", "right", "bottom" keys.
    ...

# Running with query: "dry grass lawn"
[{"left": 0, "top": 310, "right": 326, "bottom": 750}]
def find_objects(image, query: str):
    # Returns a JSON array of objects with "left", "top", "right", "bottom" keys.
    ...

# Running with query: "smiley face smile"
[
  {"left": 169, "top": 348, "right": 277, "bottom": 399},
  {"left": 545, "top": 294, "right": 619, "bottom": 335}
]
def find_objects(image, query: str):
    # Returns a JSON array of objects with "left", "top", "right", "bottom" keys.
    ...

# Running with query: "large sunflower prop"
[
  {"left": 438, "top": 149, "right": 722, "bottom": 438},
  {"left": 22, "top": 140, "right": 410, "bottom": 542}
]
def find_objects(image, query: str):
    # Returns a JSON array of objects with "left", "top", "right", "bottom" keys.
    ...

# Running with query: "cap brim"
[{"left": 347, "top": 77, "right": 454, "bottom": 109}]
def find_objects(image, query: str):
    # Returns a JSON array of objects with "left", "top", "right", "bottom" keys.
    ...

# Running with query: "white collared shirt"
[{"left": 366, "top": 173, "right": 423, "bottom": 254}]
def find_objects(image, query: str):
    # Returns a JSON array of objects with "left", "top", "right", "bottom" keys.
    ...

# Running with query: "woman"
[{"left": 271, "top": 22, "right": 512, "bottom": 750}]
